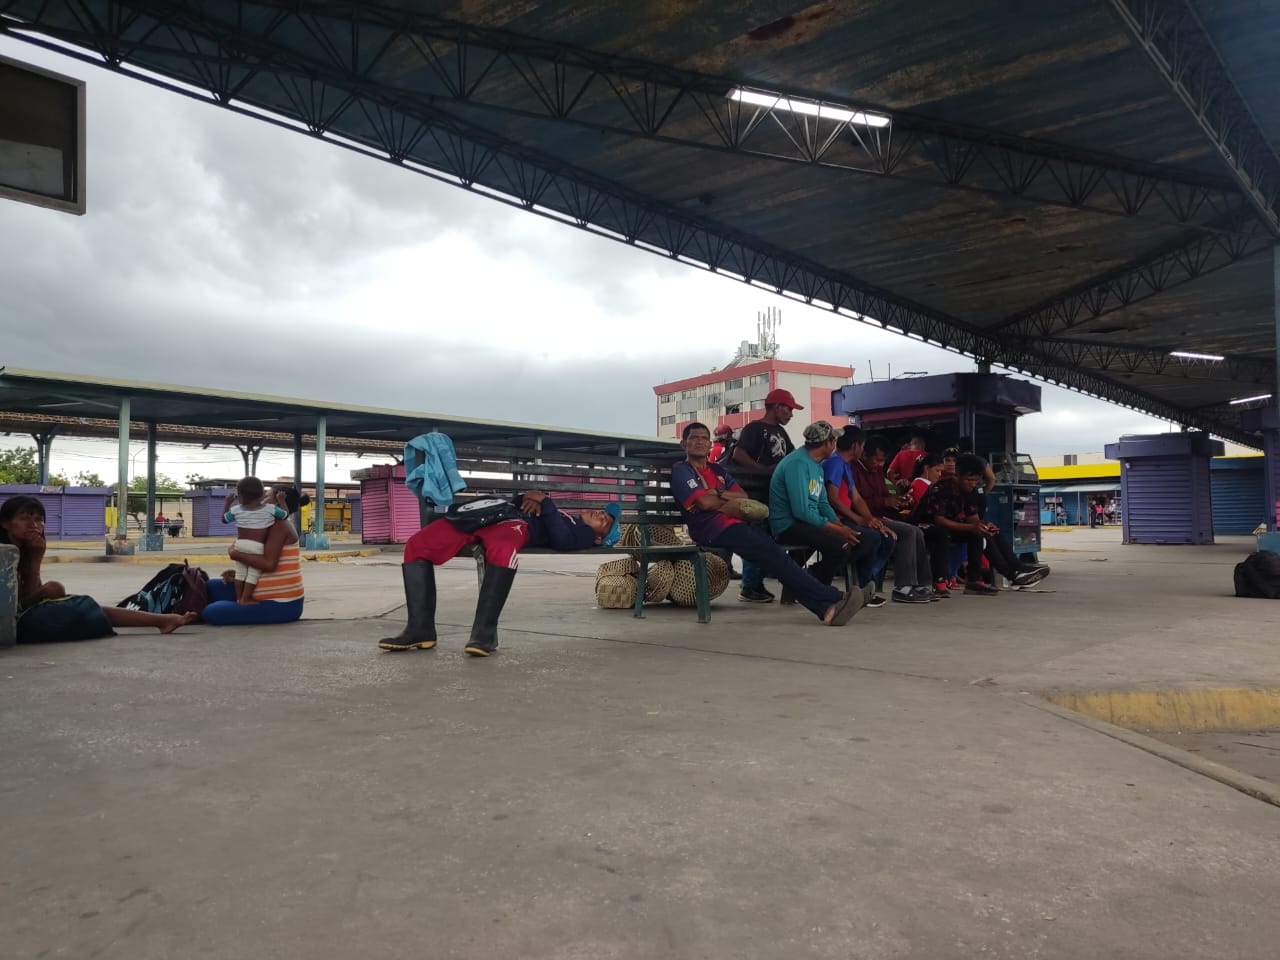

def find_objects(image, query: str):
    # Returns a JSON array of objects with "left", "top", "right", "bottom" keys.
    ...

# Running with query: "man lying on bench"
[{"left": 379, "top": 491, "right": 621, "bottom": 657}]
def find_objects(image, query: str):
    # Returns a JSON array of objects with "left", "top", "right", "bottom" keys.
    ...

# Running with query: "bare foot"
[
  {"left": 823, "top": 603, "right": 837, "bottom": 625},
  {"left": 159, "top": 611, "right": 198, "bottom": 634}
]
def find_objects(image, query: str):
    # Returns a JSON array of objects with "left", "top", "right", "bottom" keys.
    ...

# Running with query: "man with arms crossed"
[{"left": 672, "top": 422, "right": 863, "bottom": 627}]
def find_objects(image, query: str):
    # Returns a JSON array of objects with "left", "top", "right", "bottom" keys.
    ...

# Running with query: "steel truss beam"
[
  {"left": 1108, "top": 0, "right": 1280, "bottom": 235},
  {"left": 1, "top": 0, "right": 1261, "bottom": 235},
  {"left": 1010, "top": 337, "right": 1273, "bottom": 386},
  {"left": 994, "top": 213, "right": 1274, "bottom": 338},
  {"left": 0, "top": 2, "right": 1261, "bottom": 445}
]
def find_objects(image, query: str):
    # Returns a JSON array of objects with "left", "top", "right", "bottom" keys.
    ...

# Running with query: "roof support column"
[
  {"left": 1266, "top": 244, "right": 1280, "bottom": 530},
  {"left": 235, "top": 443, "right": 264, "bottom": 475},
  {"left": 115, "top": 397, "right": 130, "bottom": 540},
  {"left": 292, "top": 432, "right": 304, "bottom": 534},
  {"left": 31, "top": 430, "right": 57, "bottom": 485},
  {"left": 143, "top": 422, "right": 158, "bottom": 548},
  {"left": 309, "top": 417, "right": 327, "bottom": 548}
]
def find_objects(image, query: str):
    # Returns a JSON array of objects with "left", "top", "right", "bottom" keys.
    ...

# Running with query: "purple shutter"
[
  {"left": 62, "top": 488, "right": 110, "bottom": 537},
  {"left": 1120, "top": 457, "right": 1214, "bottom": 544}
]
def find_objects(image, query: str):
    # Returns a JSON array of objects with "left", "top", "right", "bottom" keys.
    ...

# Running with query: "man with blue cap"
[{"left": 380, "top": 491, "right": 621, "bottom": 657}]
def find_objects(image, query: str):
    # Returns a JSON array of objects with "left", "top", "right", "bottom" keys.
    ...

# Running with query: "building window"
[
  {"left": 725, "top": 404, "right": 741, "bottom": 415},
  {"left": 750, "top": 399, "right": 766, "bottom": 410},
  {"left": 681, "top": 388, "right": 697, "bottom": 399},
  {"left": 749, "top": 374, "right": 769, "bottom": 386},
  {"left": 659, "top": 393, "right": 673, "bottom": 404},
  {"left": 660, "top": 415, "right": 676, "bottom": 425},
  {"left": 1064, "top": 454, "right": 1077, "bottom": 465},
  {"left": 725, "top": 378, "right": 743, "bottom": 390}
]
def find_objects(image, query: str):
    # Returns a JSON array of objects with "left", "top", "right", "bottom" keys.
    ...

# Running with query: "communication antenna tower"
[{"left": 757, "top": 307, "right": 781, "bottom": 359}]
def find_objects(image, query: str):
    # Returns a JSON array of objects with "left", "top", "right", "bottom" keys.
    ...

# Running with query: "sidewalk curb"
[
  {"left": 1019, "top": 694, "right": 1280, "bottom": 809},
  {"left": 43, "top": 547, "right": 387, "bottom": 565}
]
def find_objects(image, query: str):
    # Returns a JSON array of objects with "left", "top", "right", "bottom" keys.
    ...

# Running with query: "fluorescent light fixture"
[
  {"left": 1169, "top": 350, "right": 1225, "bottom": 361},
  {"left": 1228, "top": 393, "right": 1273, "bottom": 405},
  {"left": 726, "top": 87, "right": 890, "bottom": 127}
]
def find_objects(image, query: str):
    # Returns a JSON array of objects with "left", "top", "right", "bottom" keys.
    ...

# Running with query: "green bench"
[{"left": 418, "top": 444, "right": 719, "bottom": 623}]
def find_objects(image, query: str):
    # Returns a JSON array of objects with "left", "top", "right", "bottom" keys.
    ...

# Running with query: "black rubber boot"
[
  {"left": 378, "top": 561, "right": 438, "bottom": 651},
  {"left": 464, "top": 563, "right": 517, "bottom": 657}
]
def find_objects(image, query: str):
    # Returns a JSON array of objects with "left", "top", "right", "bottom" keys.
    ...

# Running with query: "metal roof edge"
[{"left": 0, "top": 367, "right": 675, "bottom": 448}]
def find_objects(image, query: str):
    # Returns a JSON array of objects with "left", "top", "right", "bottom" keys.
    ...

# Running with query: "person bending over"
[
  {"left": 1, "top": 495, "right": 195, "bottom": 641},
  {"left": 671, "top": 422, "right": 863, "bottom": 627},
  {"left": 770, "top": 421, "right": 878, "bottom": 603},
  {"left": 913, "top": 455, "right": 1050, "bottom": 595},
  {"left": 825, "top": 428, "right": 935, "bottom": 604},
  {"left": 887, "top": 433, "right": 928, "bottom": 489},
  {"left": 379, "top": 492, "right": 621, "bottom": 657}
]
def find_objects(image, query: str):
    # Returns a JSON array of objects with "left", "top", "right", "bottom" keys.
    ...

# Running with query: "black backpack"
[
  {"left": 1234, "top": 550, "right": 1280, "bottom": 599},
  {"left": 119, "top": 561, "right": 210, "bottom": 616}
]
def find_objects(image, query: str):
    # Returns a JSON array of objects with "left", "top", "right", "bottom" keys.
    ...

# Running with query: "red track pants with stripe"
[{"left": 402, "top": 518, "right": 530, "bottom": 569}]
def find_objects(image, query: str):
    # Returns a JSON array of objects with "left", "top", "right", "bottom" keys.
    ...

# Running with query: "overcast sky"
[{"left": 0, "top": 37, "right": 1177, "bottom": 484}]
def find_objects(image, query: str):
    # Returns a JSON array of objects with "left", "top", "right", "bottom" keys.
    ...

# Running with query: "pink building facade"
[{"left": 653, "top": 359, "right": 854, "bottom": 447}]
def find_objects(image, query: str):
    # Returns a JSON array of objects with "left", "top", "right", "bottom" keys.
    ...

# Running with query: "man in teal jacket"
[{"left": 769, "top": 421, "right": 875, "bottom": 594}]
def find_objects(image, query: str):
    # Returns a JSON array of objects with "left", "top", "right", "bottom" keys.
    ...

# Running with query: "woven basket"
[
  {"left": 595, "top": 574, "right": 638, "bottom": 610},
  {"left": 641, "top": 559, "right": 675, "bottom": 603},
  {"left": 596, "top": 557, "right": 639, "bottom": 584},
  {"left": 619, "top": 523, "right": 682, "bottom": 549},
  {"left": 667, "top": 553, "right": 729, "bottom": 607}
]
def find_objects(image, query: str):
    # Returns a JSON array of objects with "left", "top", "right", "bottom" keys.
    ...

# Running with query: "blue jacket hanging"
[{"left": 404, "top": 433, "right": 467, "bottom": 506}]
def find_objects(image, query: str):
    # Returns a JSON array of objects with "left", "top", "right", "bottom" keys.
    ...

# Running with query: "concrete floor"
[{"left": 3, "top": 528, "right": 1279, "bottom": 959}]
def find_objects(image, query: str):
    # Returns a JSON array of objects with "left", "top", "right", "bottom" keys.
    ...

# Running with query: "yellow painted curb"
[
  {"left": 1042, "top": 687, "right": 1280, "bottom": 732},
  {"left": 1023, "top": 696, "right": 1280, "bottom": 809}
]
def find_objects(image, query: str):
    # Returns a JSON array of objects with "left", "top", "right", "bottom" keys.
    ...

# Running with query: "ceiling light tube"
[
  {"left": 1228, "top": 393, "right": 1273, "bottom": 405},
  {"left": 1169, "top": 350, "right": 1225, "bottom": 361},
  {"left": 726, "top": 87, "right": 890, "bottom": 127}
]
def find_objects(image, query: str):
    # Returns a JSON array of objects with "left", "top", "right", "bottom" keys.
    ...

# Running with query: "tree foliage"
[{"left": 0, "top": 446, "right": 69, "bottom": 485}]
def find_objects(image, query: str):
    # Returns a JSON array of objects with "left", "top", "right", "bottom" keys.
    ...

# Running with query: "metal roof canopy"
[
  {"left": 2, "top": 1, "right": 1279, "bottom": 446},
  {"left": 0, "top": 368, "right": 680, "bottom": 458}
]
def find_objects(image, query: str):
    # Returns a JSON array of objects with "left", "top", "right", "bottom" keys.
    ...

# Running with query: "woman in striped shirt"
[{"left": 203, "top": 488, "right": 304, "bottom": 626}]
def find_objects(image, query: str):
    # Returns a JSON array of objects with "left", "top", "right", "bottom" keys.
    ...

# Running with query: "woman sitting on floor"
[
  {"left": 1, "top": 495, "right": 196, "bottom": 642},
  {"left": 203, "top": 486, "right": 305, "bottom": 626}
]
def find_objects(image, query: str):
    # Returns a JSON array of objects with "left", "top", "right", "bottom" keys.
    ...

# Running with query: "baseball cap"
[
  {"left": 714, "top": 423, "right": 734, "bottom": 437},
  {"left": 802, "top": 420, "right": 838, "bottom": 446},
  {"left": 602, "top": 501, "right": 622, "bottom": 547},
  {"left": 763, "top": 388, "right": 804, "bottom": 409}
]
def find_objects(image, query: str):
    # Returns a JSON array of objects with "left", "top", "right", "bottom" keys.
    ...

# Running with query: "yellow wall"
[
  {"left": 301, "top": 501, "right": 351, "bottom": 532},
  {"left": 1037, "top": 463, "right": 1121, "bottom": 481},
  {"left": 1038, "top": 453, "right": 1262, "bottom": 483}
]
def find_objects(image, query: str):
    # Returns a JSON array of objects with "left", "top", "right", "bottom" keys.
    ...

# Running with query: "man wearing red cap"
[
  {"left": 710, "top": 423, "right": 736, "bottom": 464},
  {"left": 731, "top": 387, "right": 804, "bottom": 602}
]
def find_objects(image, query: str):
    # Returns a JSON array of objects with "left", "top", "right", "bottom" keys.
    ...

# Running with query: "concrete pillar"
[
  {"left": 145, "top": 422, "right": 157, "bottom": 530},
  {"left": 310, "top": 416, "right": 327, "bottom": 548},
  {"left": 115, "top": 397, "right": 130, "bottom": 539},
  {"left": 292, "top": 432, "right": 304, "bottom": 534},
  {"left": 0, "top": 542, "right": 18, "bottom": 648}
]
